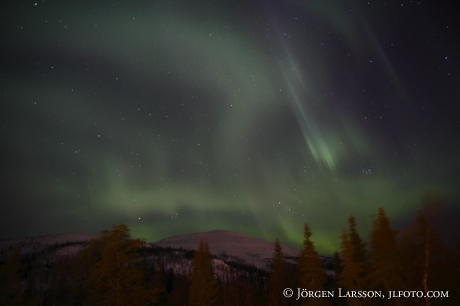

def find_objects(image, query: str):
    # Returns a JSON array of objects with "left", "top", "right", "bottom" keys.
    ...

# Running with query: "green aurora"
[{"left": 1, "top": 0, "right": 459, "bottom": 254}]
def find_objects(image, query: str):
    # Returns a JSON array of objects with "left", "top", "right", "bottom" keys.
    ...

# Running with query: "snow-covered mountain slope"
[
  {"left": 153, "top": 230, "right": 301, "bottom": 270},
  {"left": 0, "top": 230, "right": 335, "bottom": 280},
  {"left": 0, "top": 233, "right": 96, "bottom": 260}
]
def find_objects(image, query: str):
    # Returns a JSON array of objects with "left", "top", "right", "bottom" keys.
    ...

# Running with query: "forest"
[{"left": 0, "top": 199, "right": 459, "bottom": 305}]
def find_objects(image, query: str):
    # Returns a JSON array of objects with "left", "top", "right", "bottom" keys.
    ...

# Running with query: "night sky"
[{"left": 1, "top": 0, "right": 459, "bottom": 255}]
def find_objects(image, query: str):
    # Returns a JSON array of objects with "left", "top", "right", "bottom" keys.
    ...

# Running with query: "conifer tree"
[
  {"left": 348, "top": 216, "right": 369, "bottom": 264},
  {"left": 150, "top": 255, "right": 168, "bottom": 304},
  {"left": 168, "top": 274, "right": 191, "bottom": 305},
  {"left": 49, "top": 256, "right": 73, "bottom": 305},
  {"left": 268, "top": 238, "right": 287, "bottom": 306},
  {"left": 333, "top": 252, "right": 342, "bottom": 277},
  {"left": 297, "top": 223, "right": 329, "bottom": 306},
  {"left": 189, "top": 238, "right": 219, "bottom": 306},
  {"left": 347, "top": 216, "right": 370, "bottom": 289},
  {"left": 418, "top": 212, "right": 433, "bottom": 306},
  {"left": 368, "top": 208, "right": 401, "bottom": 296},
  {"left": 0, "top": 247, "right": 24, "bottom": 305},
  {"left": 75, "top": 223, "right": 162, "bottom": 305},
  {"left": 338, "top": 229, "right": 367, "bottom": 306},
  {"left": 400, "top": 211, "right": 442, "bottom": 306},
  {"left": 71, "top": 236, "right": 102, "bottom": 304},
  {"left": 399, "top": 206, "right": 460, "bottom": 306}
]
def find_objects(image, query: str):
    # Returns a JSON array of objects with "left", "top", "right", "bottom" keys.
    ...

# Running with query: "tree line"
[
  {"left": 267, "top": 206, "right": 460, "bottom": 306},
  {"left": 0, "top": 202, "right": 459, "bottom": 305}
]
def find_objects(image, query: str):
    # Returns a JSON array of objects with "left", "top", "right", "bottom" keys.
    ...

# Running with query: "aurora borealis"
[{"left": 1, "top": 0, "right": 459, "bottom": 254}]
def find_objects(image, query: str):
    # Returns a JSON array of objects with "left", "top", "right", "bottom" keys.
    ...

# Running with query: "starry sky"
[{"left": 1, "top": 0, "right": 459, "bottom": 255}]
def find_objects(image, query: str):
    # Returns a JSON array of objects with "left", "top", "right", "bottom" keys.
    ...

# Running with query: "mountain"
[
  {"left": 0, "top": 233, "right": 95, "bottom": 261},
  {"left": 0, "top": 230, "right": 333, "bottom": 272},
  {"left": 153, "top": 229, "right": 300, "bottom": 271},
  {"left": 0, "top": 229, "right": 335, "bottom": 278},
  {"left": 0, "top": 229, "right": 337, "bottom": 305}
]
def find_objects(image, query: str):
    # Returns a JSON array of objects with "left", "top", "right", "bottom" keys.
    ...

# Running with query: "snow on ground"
[
  {"left": 52, "top": 244, "right": 87, "bottom": 259},
  {"left": 153, "top": 230, "right": 301, "bottom": 270},
  {"left": 0, "top": 233, "right": 96, "bottom": 259}
]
